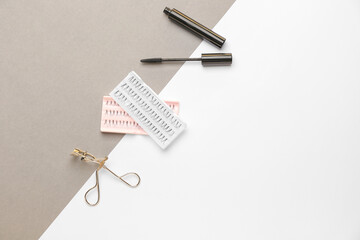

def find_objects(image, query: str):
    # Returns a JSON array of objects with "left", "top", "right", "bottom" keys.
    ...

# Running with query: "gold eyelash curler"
[{"left": 71, "top": 148, "right": 141, "bottom": 206}]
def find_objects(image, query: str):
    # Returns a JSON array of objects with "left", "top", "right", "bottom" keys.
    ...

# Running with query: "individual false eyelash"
[
  {"left": 101, "top": 96, "right": 180, "bottom": 136},
  {"left": 109, "top": 71, "right": 186, "bottom": 149}
]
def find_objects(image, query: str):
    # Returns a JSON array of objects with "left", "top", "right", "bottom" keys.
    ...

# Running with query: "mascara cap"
[
  {"left": 164, "top": 7, "right": 226, "bottom": 48},
  {"left": 201, "top": 53, "right": 232, "bottom": 66}
]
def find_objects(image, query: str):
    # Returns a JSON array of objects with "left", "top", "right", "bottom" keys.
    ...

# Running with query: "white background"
[{"left": 42, "top": 0, "right": 360, "bottom": 239}]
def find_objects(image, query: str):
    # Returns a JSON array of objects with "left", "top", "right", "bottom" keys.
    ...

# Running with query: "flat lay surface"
[
  {"left": 0, "top": 1, "right": 234, "bottom": 239},
  {"left": 1, "top": 0, "right": 360, "bottom": 239},
  {"left": 41, "top": 0, "right": 360, "bottom": 239}
]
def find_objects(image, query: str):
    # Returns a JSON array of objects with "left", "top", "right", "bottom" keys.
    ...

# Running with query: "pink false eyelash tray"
[{"left": 101, "top": 96, "right": 180, "bottom": 135}]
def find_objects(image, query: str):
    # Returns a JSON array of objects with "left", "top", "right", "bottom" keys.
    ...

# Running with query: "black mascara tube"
[{"left": 163, "top": 7, "right": 226, "bottom": 48}]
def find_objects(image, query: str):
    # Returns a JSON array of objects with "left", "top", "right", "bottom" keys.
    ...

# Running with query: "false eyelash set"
[
  {"left": 75, "top": 7, "right": 232, "bottom": 206},
  {"left": 101, "top": 96, "right": 179, "bottom": 135},
  {"left": 109, "top": 72, "right": 186, "bottom": 149}
]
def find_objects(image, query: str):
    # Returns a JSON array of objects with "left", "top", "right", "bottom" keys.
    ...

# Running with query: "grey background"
[{"left": 0, "top": 0, "right": 235, "bottom": 239}]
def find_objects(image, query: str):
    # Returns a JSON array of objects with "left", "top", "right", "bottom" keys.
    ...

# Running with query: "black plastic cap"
[
  {"left": 163, "top": 7, "right": 171, "bottom": 15},
  {"left": 201, "top": 53, "right": 232, "bottom": 66},
  {"left": 164, "top": 7, "right": 226, "bottom": 48}
]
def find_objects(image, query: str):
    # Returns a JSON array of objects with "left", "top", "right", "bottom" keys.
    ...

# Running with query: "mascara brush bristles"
[{"left": 140, "top": 58, "right": 163, "bottom": 63}]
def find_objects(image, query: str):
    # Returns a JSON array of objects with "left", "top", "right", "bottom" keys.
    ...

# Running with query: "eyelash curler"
[{"left": 71, "top": 148, "right": 140, "bottom": 206}]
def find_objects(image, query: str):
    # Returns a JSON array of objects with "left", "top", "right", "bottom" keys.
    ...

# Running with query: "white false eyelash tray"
[{"left": 110, "top": 71, "right": 186, "bottom": 149}]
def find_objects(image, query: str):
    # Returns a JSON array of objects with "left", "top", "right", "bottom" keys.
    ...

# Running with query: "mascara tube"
[{"left": 163, "top": 7, "right": 226, "bottom": 48}]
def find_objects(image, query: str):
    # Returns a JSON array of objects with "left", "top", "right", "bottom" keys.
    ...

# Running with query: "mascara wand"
[{"left": 141, "top": 53, "right": 232, "bottom": 66}]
